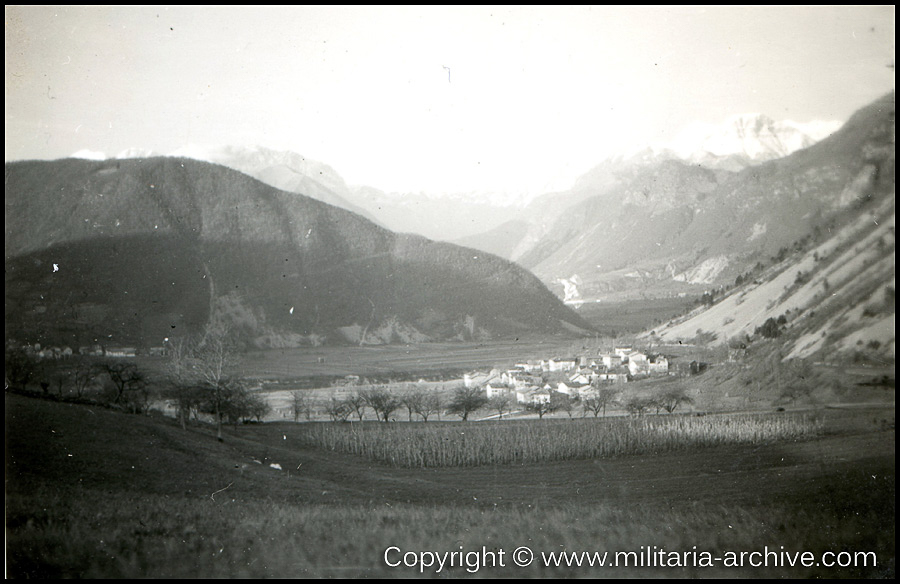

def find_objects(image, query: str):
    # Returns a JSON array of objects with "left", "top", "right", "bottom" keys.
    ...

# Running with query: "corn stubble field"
[
  {"left": 300, "top": 413, "right": 825, "bottom": 468},
  {"left": 5, "top": 383, "right": 894, "bottom": 578}
]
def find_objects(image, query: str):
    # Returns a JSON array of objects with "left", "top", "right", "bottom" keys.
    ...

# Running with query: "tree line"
[{"left": 7, "top": 321, "right": 696, "bottom": 442}]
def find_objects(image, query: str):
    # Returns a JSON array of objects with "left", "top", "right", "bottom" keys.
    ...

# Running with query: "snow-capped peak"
[
  {"left": 70, "top": 149, "right": 107, "bottom": 160},
  {"left": 71, "top": 148, "right": 155, "bottom": 161},
  {"left": 664, "top": 114, "right": 843, "bottom": 164},
  {"left": 168, "top": 144, "right": 349, "bottom": 191},
  {"left": 116, "top": 147, "right": 155, "bottom": 159}
]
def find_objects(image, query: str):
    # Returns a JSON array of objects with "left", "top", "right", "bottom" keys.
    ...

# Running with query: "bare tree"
[
  {"left": 50, "top": 370, "right": 69, "bottom": 397},
  {"left": 72, "top": 358, "right": 100, "bottom": 398},
  {"left": 323, "top": 395, "right": 352, "bottom": 422},
  {"left": 528, "top": 398, "right": 554, "bottom": 420},
  {"left": 218, "top": 379, "right": 251, "bottom": 426},
  {"left": 167, "top": 323, "right": 239, "bottom": 441},
  {"left": 447, "top": 385, "right": 488, "bottom": 421},
  {"left": 346, "top": 392, "right": 368, "bottom": 422},
  {"left": 557, "top": 393, "right": 578, "bottom": 419},
  {"left": 399, "top": 384, "right": 424, "bottom": 422},
  {"left": 165, "top": 382, "right": 205, "bottom": 430},
  {"left": 600, "top": 387, "right": 621, "bottom": 417},
  {"left": 413, "top": 391, "right": 442, "bottom": 422},
  {"left": 623, "top": 395, "right": 653, "bottom": 417},
  {"left": 582, "top": 387, "right": 620, "bottom": 418},
  {"left": 360, "top": 386, "right": 401, "bottom": 422},
  {"left": 774, "top": 359, "right": 818, "bottom": 406},
  {"left": 291, "top": 391, "right": 315, "bottom": 422},
  {"left": 488, "top": 392, "right": 512, "bottom": 419},
  {"left": 245, "top": 391, "right": 271, "bottom": 422},
  {"left": 5, "top": 348, "right": 38, "bottom": 391},
  {"left": 656, "top": 386, "right": 694, "bottom": 414},
  {"left": 205, "top": 379, "right": 268, "bottom": 426},
  {"left": 102, "top": 361, "right": 149, "bottom": 414},
  {"left": 165, "top": 338, "right": 196, "bottom": 429},
  {"left": 528, "top": 391, "right": 569, "bottom": 419}
]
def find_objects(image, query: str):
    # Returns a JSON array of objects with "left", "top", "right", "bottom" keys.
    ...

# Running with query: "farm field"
[
  {"left": 5, "top": 392, "right": 894, "bottom": 578},
  {"left": 125, "top": 337, "right": 598, "bottom": 396},
  {"left": 575, "top": 297, "right": 700, "bottom": 335},
  {"left": 234, "top": 337, "right": 592, "bottom": 381},
  {"left": 132, "top": 334, "right": 732, "bottom": 391}
]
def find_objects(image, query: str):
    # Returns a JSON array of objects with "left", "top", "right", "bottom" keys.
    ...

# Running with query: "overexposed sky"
[{"left": 5, "top": 6, "right": 895, "bottom": 196}]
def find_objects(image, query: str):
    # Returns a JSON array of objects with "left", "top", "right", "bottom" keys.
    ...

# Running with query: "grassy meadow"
[
  {"left": 5, "top": 390, "right": 894, "bottom": 578},
  {"left": 8, "top": 481, "right": 893, "bottom": 578}
]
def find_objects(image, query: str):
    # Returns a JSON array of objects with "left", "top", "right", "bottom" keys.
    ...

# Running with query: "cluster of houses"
[
  {"left": 11, "top": 343, "right": 76, "bottom": 360},
  {"left": 8, "top": 341, "right": 168, "bottom": 360},
  {"left": 467, "top": 347, "right": 670, "bottom": 406}
]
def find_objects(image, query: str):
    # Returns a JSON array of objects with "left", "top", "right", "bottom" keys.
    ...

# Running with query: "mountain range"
[
  {"left": 69, "top": 113, "right": 841, "bottom": 245},
  {"left": 4, "top": 157, "right": 592, "bottom": 349},
  {"left": 8, "top": 93, "right": 893, "bottom": 360},
  {"left": 640, "top": 92, "right": 894, "bottom": 362},
  {"left": 517, "top": 92, "right": 894, "bottom": 307},
  {"left": 654, "top": 114, "right": 843, "bottom": 171}
]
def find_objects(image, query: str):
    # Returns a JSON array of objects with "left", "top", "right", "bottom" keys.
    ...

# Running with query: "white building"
[
  {"left": 568, "top": 373, "right": 591, "bottom": 386},
  {"left": 105, "top": 347, "right": 137, "bottom": 358},
  {"left": 486, "top": 384, "right": 514, "bottom": 400},
  {"left": 595, "top": 371, "right": 628, "bottom": 384},
  {"left": 548, "top": 358, "right": 577, "bottom": 372},
  {"left": 600, "top": 353, "right": 624, "bottom": 369},
  {"left": 614, "top": 347, "right": 633, "bottom": 359},
  {"left": 648, "top": 355, "right": 669, "bottom": 375}
]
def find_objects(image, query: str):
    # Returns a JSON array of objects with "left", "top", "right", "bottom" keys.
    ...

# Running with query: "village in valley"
[
  {"left": 475, "top": 347, "right": 672, "bottom": 410},
  {"left": 256, "top": 343, "right": 705, "bottom": 424},
  {"left": 9, "top": 335, "right": 713, "bottom": 422}
]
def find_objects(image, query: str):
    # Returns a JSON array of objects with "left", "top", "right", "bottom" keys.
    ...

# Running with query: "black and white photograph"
[{"left": 5, "top": 6, "right": 894, "bottom": 578}]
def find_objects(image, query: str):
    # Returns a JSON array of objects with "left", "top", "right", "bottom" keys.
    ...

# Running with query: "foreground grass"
[
  {"left": 297, "top": 413, "right": 825, "bottom": 468},
  {"left": 6, "top": 394, "right": 894, "bottom": 578},
  {"left": 8, "top": 475, "right": 893, "bottom": 579}
]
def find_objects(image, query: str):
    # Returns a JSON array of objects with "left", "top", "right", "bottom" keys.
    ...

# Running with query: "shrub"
[{"left": 756, "top": 318, "right": 781, "bottom": 339}]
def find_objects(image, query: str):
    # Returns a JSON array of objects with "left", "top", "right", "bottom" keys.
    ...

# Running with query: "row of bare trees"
[
  {"left": 286, "top": 383, "right": 696, "bottom": 423},
  {"left": 619, "top": 388, "right": 694, "bottom": 417},
  {"left": 295, "top": 385, "right": 448, "bottom": 423},
  {"left": 5, "top": 347, "right": 153, "bottom": 413},
  {"left": 521, "top": 385, "right": 695, "bottom": 419},
  {"left": 6, "top": 326, "right": 270, "bottom": 431},
  {"left": 290, "top": 384, "right": 498, "bottom": 423}
]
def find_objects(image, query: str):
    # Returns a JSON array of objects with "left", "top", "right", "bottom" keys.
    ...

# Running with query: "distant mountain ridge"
[
  {"left": 516, "top": 93, "right": 894, "bottom": 304},
  {"left": 5, "top": 157, "right": 592, "bottom": 349},
  {"left": 166, "top": 144, "right": 382, "bottom": 226},
  {"left": 343, "top": 113, "right": 843, "bottom": 241},
  {"left": 25, "top": 96, "right": 887, "bottom": 354},
  {"left": 655, "top": 113, "right": 843, "bottom": 171},
  {"left": 639, "top": 93, "right": 895, "bottom": 362},
  {"left": 71, "top": 144, "right": 382, "bottom": 227},
  {"left": 64, "top": 113, "right": 843, "bottom": 246}
]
